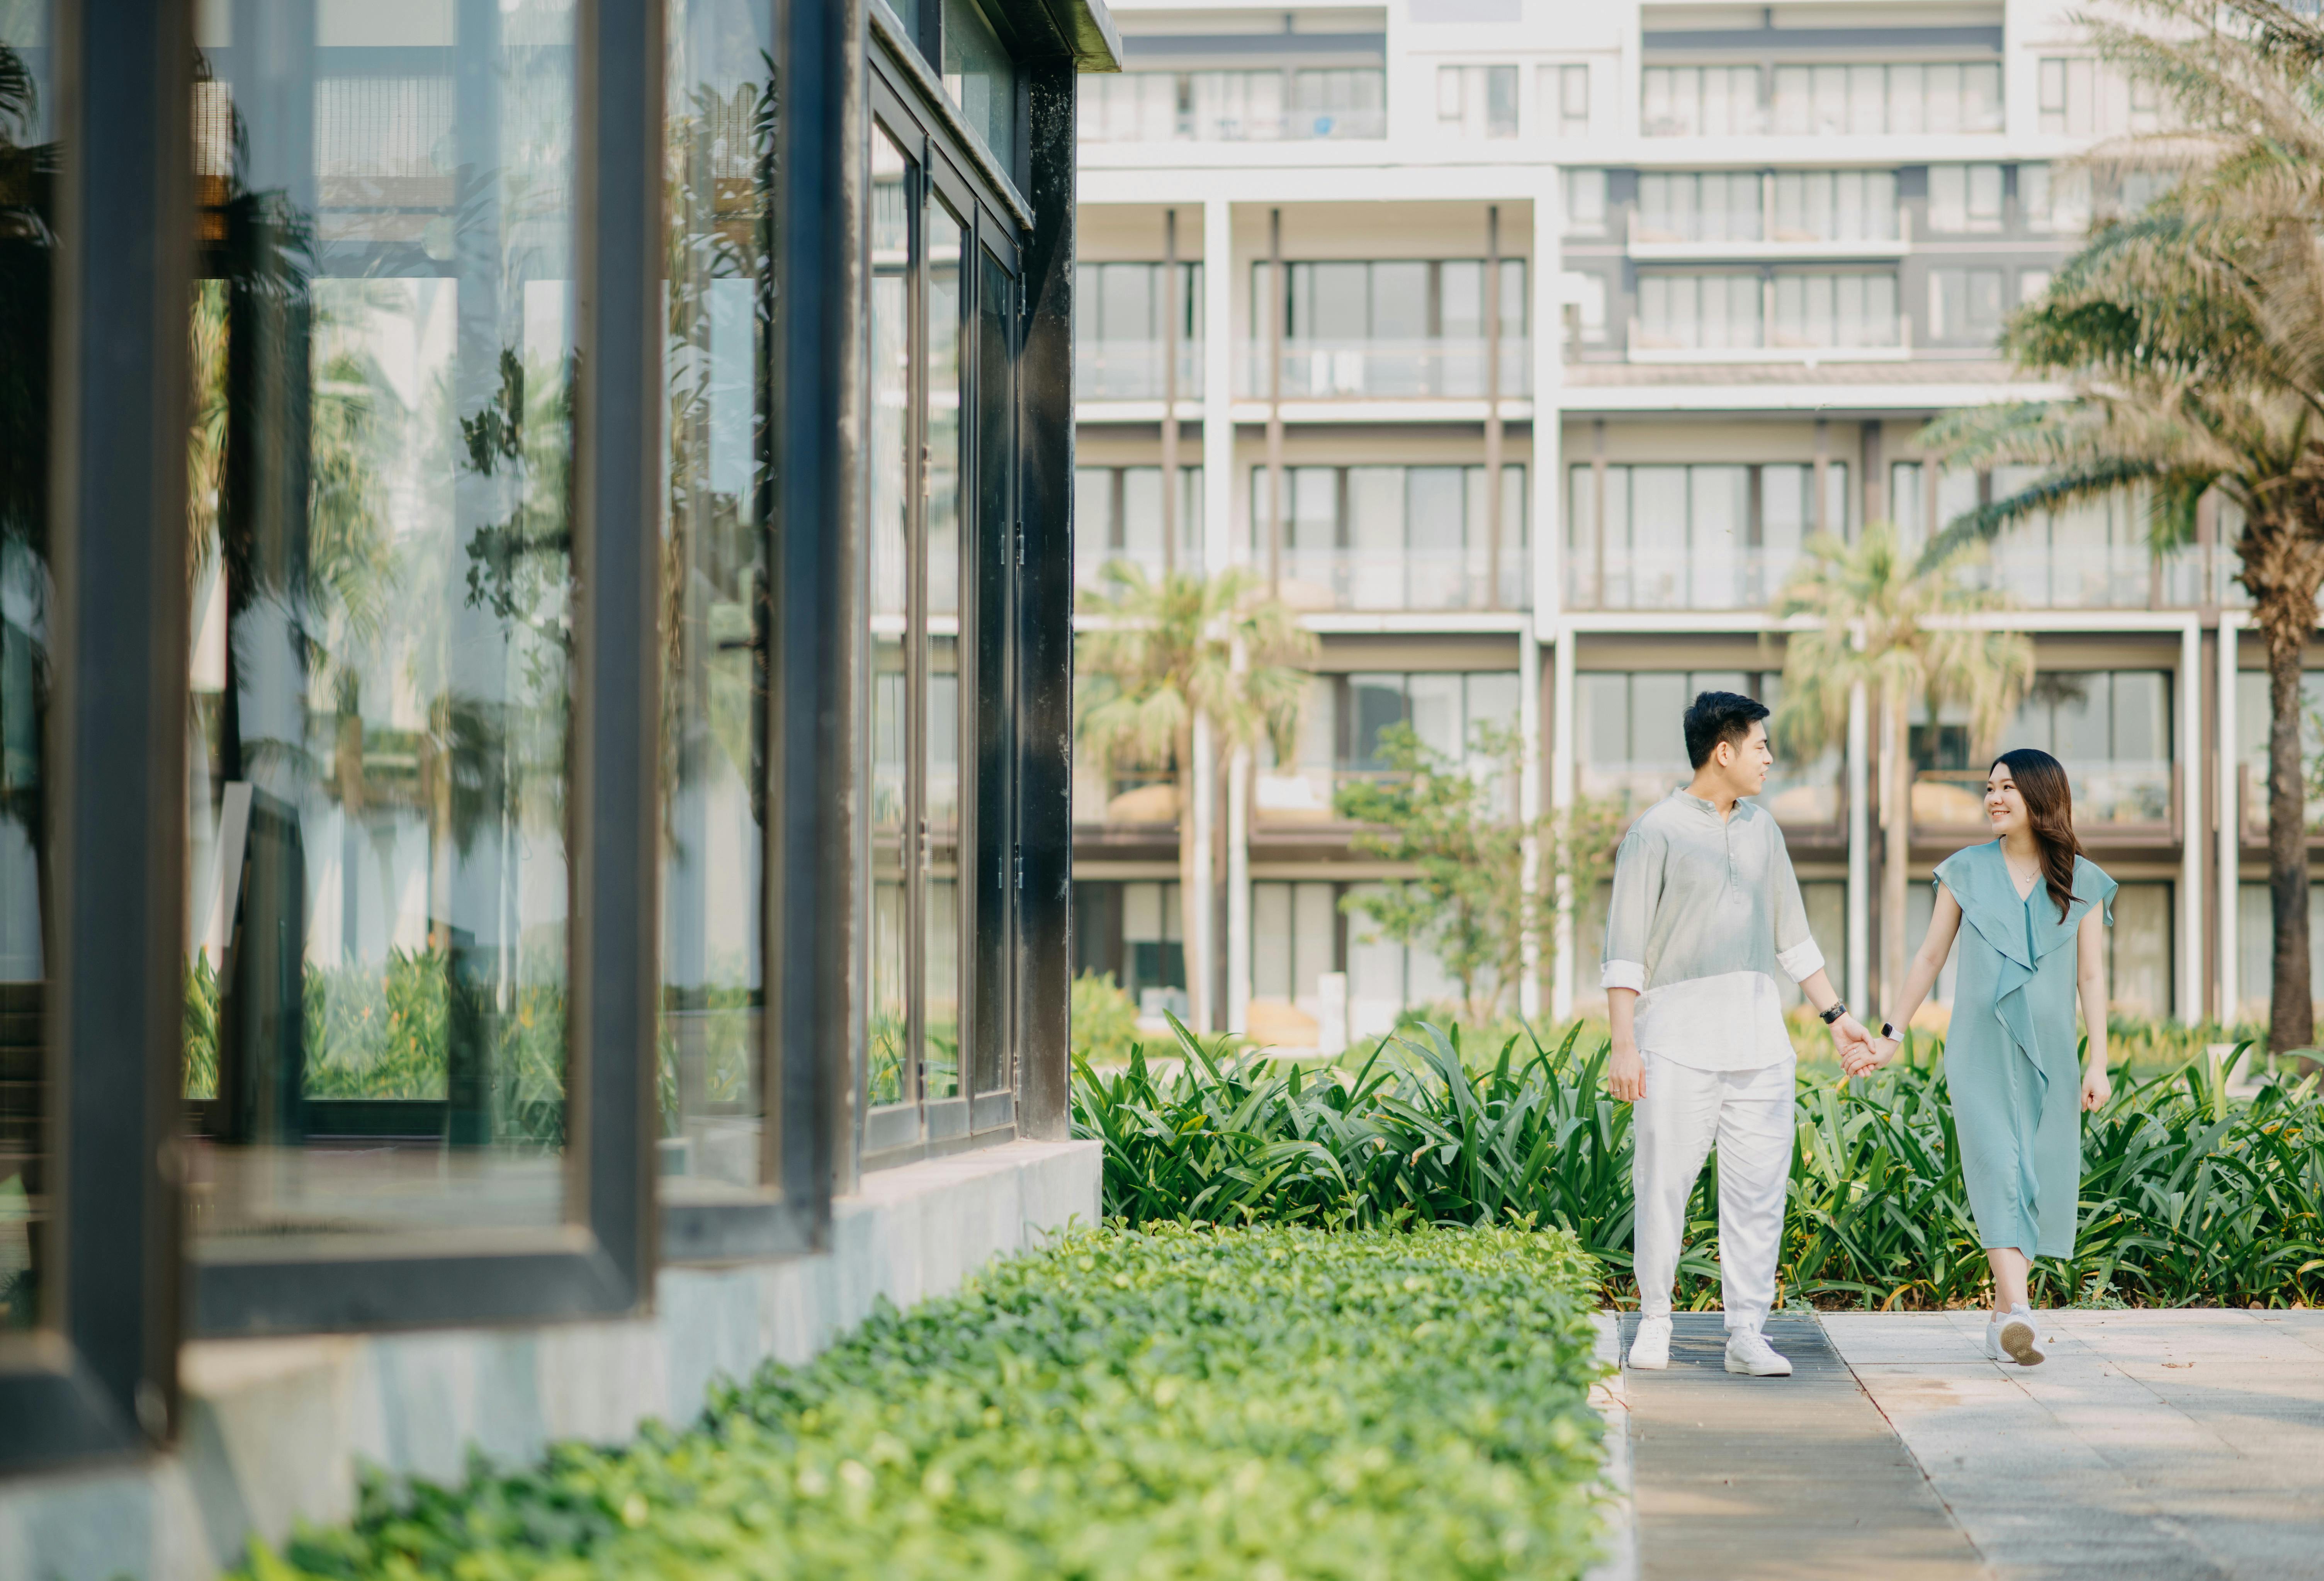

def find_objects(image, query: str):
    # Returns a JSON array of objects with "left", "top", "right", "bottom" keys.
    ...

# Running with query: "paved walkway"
[{"left": 1597, "top": 1309, "right": 2324, "bottom": 1581}]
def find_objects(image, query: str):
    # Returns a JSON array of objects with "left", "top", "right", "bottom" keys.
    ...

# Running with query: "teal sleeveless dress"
[{"left": 1933, "top": 843, "right": 2116, "bottom": 1261}]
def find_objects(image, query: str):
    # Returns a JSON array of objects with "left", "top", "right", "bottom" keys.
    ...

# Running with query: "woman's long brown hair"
[{"left": 1992, "top": 748, "right": 2084, "bottom": 920}]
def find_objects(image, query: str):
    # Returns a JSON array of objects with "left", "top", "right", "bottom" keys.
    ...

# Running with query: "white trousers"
[{"left": 1631, "top": 1052, "right": 1795, "bottom": 1334}]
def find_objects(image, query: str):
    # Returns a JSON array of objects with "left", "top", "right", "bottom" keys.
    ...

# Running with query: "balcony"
[
  {"left": 1075, "top": 338, "right": 1203, "bottom": 403},
  {"left": 1583, "top": 760, "right": 1840, "bottom": 826},
  {"left": 1244, "top": 338, "right": 1531, "bottom": 400},
  {"left": 1077, "top": 69, "right": 1386, "bottom": 144},
  {"left": 1272, "top": 545, "right": 1530, "bottom": 614}
]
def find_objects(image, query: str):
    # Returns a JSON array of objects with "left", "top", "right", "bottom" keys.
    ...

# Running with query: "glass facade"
[
  {"left": 1575, "top": 669, "right": 1839, "bottom": 824},
  {"left": 1250, "top": 258, "right": 1529, "bottom": 398},
  {"left": 1074, "top": 259, "right": 1202, "bottom": 400}
]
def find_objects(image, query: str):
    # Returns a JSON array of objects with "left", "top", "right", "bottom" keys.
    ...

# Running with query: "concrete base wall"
[{"left": 0, "top": 1138, "right": 1102, "bottom": 1581}]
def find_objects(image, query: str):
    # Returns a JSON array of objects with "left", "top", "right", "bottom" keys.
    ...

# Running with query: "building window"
[
  {"left": 2038, "top": 56, "right": 2159, "bottom": 137},
  {"left": 1640, "top": 64, "right": 1763, "bottom": 136},
  {"left": 1077, "top": 68, "right": 1388, "bottom": 143},
  {"left": 1076, "top": 466, "right": 1204, "bottom": 590},
  {"left": 1645, "top": 61, "right": 2001, "bottom": 137},
  {"left": 941, "top": 0, "right": 1019, "bottom": 168},
  {"left": 2018, "top": 267, "right": 2053, "bottom": 304},
  {"left": 2237, "top": 882, "right": 2324, "bottom": 1022},
  {"left": 1074, "top": 259, "right": 1203, "bottom": 400},
  {"left": 1251, "top": 257, "right": 1529, "bottom": 398},
  {"left": 1928, "top": 266, "right": 2006, "bottom": 345},
  {"left": 1437, "top": 63, "right": 1518, "bottom": 138},
  {"left": 1927, "top": 164, "right": 2005, "bottom": 232},
  {"left": 1637, "top": 172, "right": 1763, "bottom": 243},
  {"left": 1247, "top": 464, "right": 1527, "bottom": 611},
  {"left": 1576, "top": 670, "right": 1837, "bottom": 823},
  {"left": 1543, "top": 61, "right": 1591, "bottom": 137},
  {"left": 1913, "top": 671, "right": 2171, "bottom": 827},
  {"left": 1563, "top": 168, "right": 1608, "bottom": 235},
  {"left": 1771, "top": 170, "right": 1900, "bottom": 242},
  {"left": 2018, "top": 162, "right": 2092, "bottom": 235},
  {"left": 1567, "top": 461, "right": 1848, "bottom": 611},
  {"left": 1637, "top": 269, "right": 1897, "bottom": 352}
]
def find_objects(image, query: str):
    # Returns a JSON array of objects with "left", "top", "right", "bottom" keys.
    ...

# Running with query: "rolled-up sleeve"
[
  {"left": 1769, "top": 833, "right": 1825, "bottom": 983},
  {"left": 1600, "top": 824, "right": 1658, "bottom": 991}
]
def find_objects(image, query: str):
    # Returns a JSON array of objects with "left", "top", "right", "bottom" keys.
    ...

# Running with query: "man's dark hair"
[{"left": 1683, "top": 690, "right": 1770, "bottom": 769}]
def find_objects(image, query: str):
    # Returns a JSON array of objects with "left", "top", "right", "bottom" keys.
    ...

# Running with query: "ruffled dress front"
[{"left": 1933, "top": 842, "right": 2116, "bottom": 1261}]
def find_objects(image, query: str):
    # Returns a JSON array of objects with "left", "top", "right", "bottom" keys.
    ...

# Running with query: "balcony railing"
[
  {"left": 1270, "top": 545, "right": 1530, "bottom": 614},
  {"left": 1582, "top": 762, "right": 1839, "bottom": 824},
  {"left": 1629, "top": 313, "right": 1907, "bottom": 361},
  {"left": 1075, "top": 340, "right": 1203, "bottom": 402},
  {"left": 1254, "top": 765, "right": 1521, "bottom": 827},
  {"left": 1077, "top": 546, "right": 1203, "bottom": 597},
  {"left": 1968, "top": 543, "right": 2210, "bottom": 609},
  {"left": 1565, "top": 547, "right": 1805, "bottom": 612},
  {"left": 1916, "top": 762, "right": 2172, "bottom": 830},
  {"left": 1244, "top": 338, "right": 1532, "bottom": 400}
]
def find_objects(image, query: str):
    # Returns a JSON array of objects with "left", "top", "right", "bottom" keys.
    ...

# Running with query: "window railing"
[
  {"left": 1077, "top": 69, "right": 1386, "bottom": 143},
  {"left": 1565, "top": 546, "right": 1806, "bottom": 610},
  {"left": 1270, "top": 545, "right": 1531, "bottom": 613},
  {"left": 1074, "top": 338, "right": 1203, "bottom": 401},
  {"left": 1245, "top": 337, "right": 1532, "bottom": 399},
  {"left": 1581, "top": 761, "right": 1839, "bottom": 825}
]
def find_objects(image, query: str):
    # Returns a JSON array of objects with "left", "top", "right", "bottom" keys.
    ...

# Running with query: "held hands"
[
  {"left": 1840, "top": 1031, "right": 1901, "bottom": 1080},
  {"left": 1826, "top": 1012, "right": 1876, "bottom": 1066}
]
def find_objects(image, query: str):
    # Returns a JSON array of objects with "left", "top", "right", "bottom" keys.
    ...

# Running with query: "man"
[{"left": 1604, "top": 691, "right": 1870, "bottom": 1377}]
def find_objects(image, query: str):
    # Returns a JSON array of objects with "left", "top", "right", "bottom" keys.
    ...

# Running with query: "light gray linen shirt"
[{"left": 1600, "top": 790, "right": 1825, "bottom": 1071}]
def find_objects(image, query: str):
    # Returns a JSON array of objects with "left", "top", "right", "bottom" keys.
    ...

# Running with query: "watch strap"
[{"left": 1819, "top": 1000, "right": 1846, "bottom": 1025}]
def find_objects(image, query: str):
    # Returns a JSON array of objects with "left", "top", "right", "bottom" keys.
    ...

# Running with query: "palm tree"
[
  {"left": 1077, "top": 564, "right": 1315, "bottom": 1030},
  {"left": 1918, "top": 0, "right": 2324, "bottom": 1049},
  {"left": 1771, "top": 522, "right": 2035, "bottom": 1007}
]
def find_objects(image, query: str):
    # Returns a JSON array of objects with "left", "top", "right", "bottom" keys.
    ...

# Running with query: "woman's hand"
[
  {"left": 2081, "top": 1063, "right": 2112, "bottom": 1111},
  {"left": 1842, "top": 1035, "right": 1900, "bottom": 1080}
]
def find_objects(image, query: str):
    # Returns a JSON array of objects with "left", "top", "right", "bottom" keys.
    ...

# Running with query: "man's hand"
[
  {"left": 1608, "top": 1039, "right": 1645, "bottom": 1104},
  {"left": 1842, "top": 1036, "right": 1900, "bottom": 1079},
  {"left": 1826, "top": 1012, "right": 1875, "bottom": 1063}
]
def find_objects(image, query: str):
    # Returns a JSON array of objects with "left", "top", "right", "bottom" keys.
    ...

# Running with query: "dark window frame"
[
  {"left": 858, "top": 46, "right": 1025, "bottom": 1174},
  {"left": 0, "top": 0, "right": 195, "bottom": 1473}
]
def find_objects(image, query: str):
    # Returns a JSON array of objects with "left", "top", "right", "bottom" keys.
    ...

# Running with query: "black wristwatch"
[
  {"left": 1819, "top": 1000, "right": 1847, "bottom": 1025},
  {"left": 1879, "top": 1021, "right": 1898, "bottom": 1040}
]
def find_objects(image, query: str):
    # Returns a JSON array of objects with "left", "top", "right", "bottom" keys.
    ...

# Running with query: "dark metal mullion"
[
  {"left": 569, "top": 0, "right": 663, "bottom": 1296},
  {"left": 0, "top": 0, "right": 195, "bottom": 1472},
  {"left": 905, "top": 139, "right": 929, "bottom": 1129}
]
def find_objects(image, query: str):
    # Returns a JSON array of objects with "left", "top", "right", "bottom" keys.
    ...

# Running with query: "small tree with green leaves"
[
  {"left": 1336, "top": 721, "right": 1622, "bottom": 1027},
  {"left": 1077, "top": 564, "right": 1316, "bottom": 1029}
]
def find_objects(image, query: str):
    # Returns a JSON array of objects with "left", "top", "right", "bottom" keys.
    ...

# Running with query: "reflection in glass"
[
  {"left": 662, "top": 0, "right": 775, "bottom": 1199},
  {"left": 940, "top": 0, "right": 1016, "bottom": 168},
  {"left": 183, "top": 5, "right": 577, "bottom": 1249},
  {"left": 922, "top": 196, "right": 962, "bottom": 1100},
  {"left": 866, "top": 125, "right": 911, "bottom": 1108},
  {"left": 0, "top": 8, "right": 53, "bottom": 1330}
]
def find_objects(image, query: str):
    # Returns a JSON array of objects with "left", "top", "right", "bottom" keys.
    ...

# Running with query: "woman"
[{"left": 1844, "top": 748, "right": 2114, "bottom": 1367}]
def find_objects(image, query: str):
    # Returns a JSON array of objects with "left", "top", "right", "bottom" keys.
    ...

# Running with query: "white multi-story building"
[{"left": 1069, "top": 0, "right": 2286, "bottom": 1042}]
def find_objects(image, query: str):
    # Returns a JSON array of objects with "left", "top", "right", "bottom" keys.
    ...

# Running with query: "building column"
[
  {"left": 2219, "top": 612, "right": 2243, "bottom": 1021},
  {"left": 2179, "top": 617, "right": 2204, "bottom": 1023},
  {"left": 1519, "top": 623, "right": 1542, "bottom": 1021},
  {"left": 1201, "top": 198, "right": 1233, "bottom": 572},
  {"left": 1847, "top": 678, "right": 1870, "bottom": 1008},
  {"left": 1551, "top": 622, "right": 1577, "bottom": 1020}
]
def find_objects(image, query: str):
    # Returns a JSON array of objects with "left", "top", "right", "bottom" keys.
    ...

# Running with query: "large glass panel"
[
  {"left": 0, "top": 4, "right": 53, "bottom": 1329},
  {"left": 184, "top": 4, "right": 578, "bottom": 1248},
  {"left": 866, "top": 125, "right": 912, "bottom": 1109},
  {"left": 922, "top": 196, "right": 963, "bottom": 1103},
  {"left": 941, "top": 0, "right": 1016, "bottom": 169},
  {"left": 661, "top": 0, "right": 777, "bottom": 1198}
]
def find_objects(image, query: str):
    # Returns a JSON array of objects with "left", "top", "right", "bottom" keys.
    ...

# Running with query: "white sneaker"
[
  {"left": 1997, "top": 1306, "right": 2044, "bottom": 1367},
  {"left": 1724, "top": 1328, "right": 1793, "bottom": 1377},
  {"left": 1983, "top": 1317, "right": 2006, "bottom": 1362},
  {"left": 1628, "top": 1314, "right": 1672, "bottom": 1370}
]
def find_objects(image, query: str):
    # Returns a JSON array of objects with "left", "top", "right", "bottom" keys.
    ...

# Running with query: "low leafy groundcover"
[{"left": 247, "top": 1222, "right": 1607, "bottom": 1581}]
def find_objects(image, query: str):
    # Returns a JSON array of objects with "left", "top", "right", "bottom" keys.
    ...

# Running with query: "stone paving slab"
[
  {"left": 1621, "top": 1313, "right": 1989, "bottom": 1581},
  {"left": 1823, "top": 1310, "right": 2324, "bottom": 1581}
]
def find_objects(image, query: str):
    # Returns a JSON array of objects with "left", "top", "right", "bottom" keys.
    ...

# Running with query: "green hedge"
[
  {"left": 1073, "top": 1018, "right": 2324, "bottom": 1310},
  {"left": 245, "top": 1222, "right": 1608, "bottom": 1581}
]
